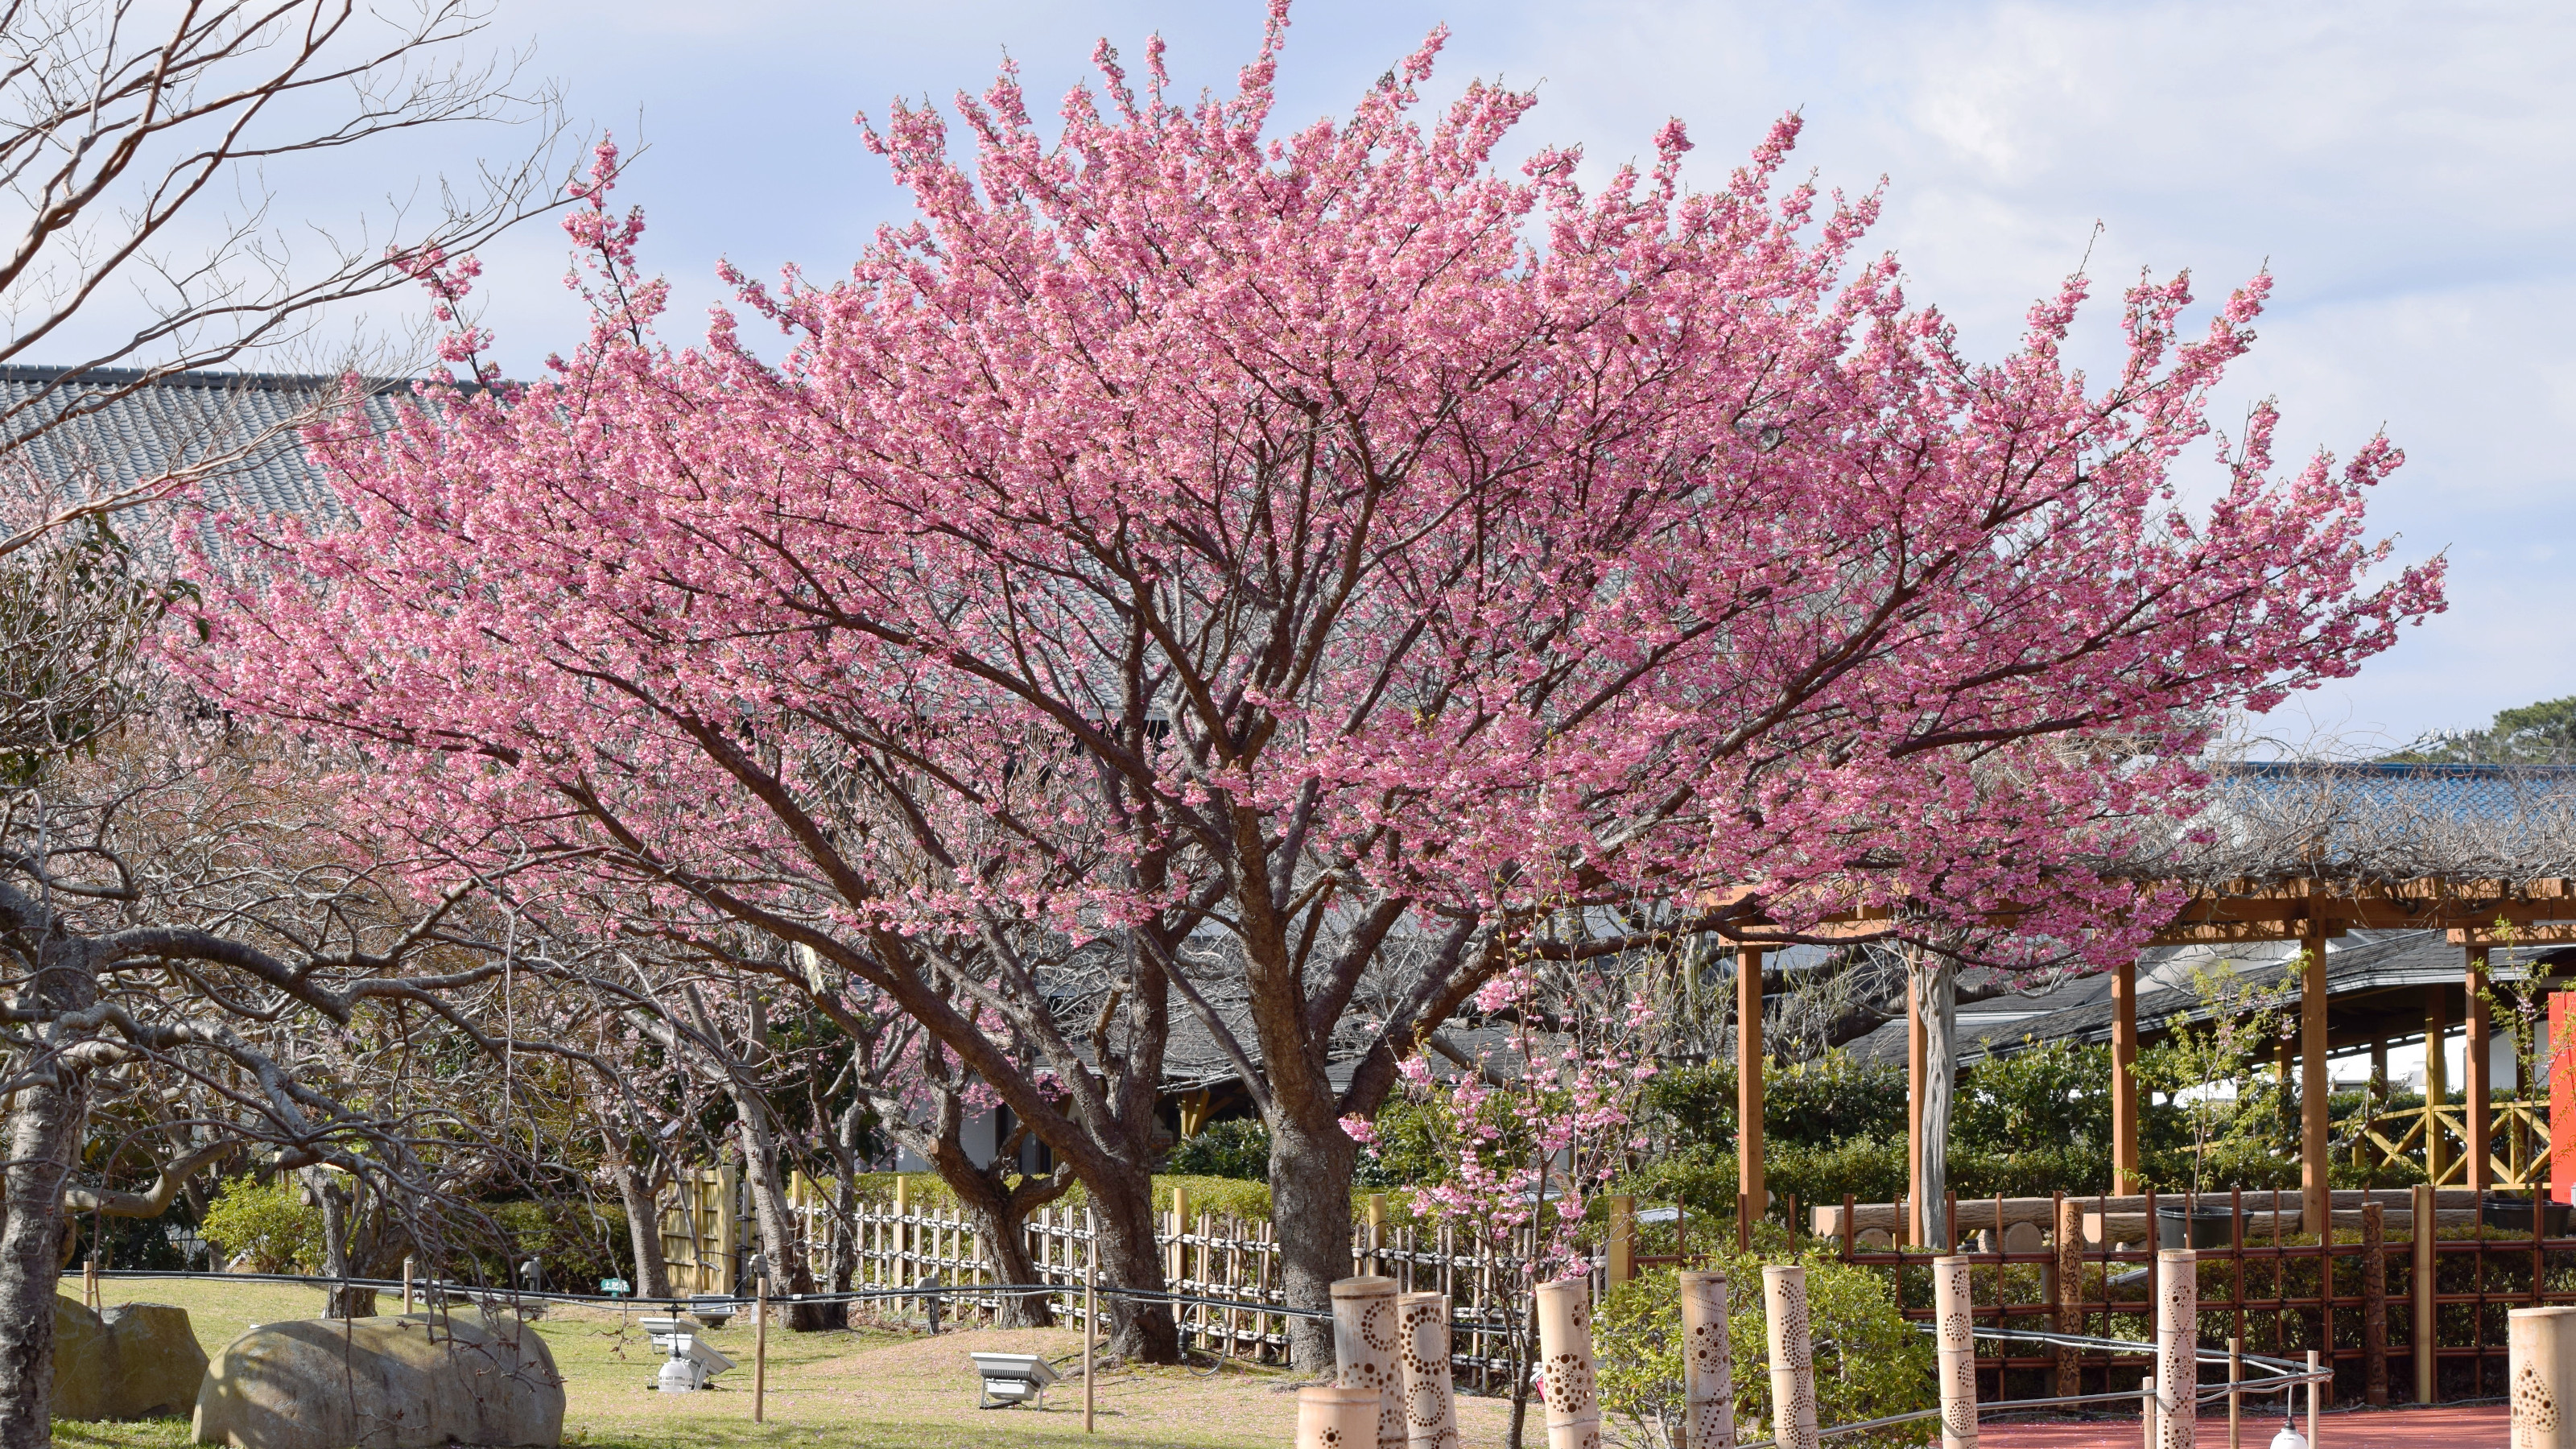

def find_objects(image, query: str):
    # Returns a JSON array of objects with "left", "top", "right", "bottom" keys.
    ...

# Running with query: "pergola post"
[
  {"left": 2111, "top": 960, "right": 2140, "bottom": 1196},
  {"left": 1739, "top": 944, "right": 1765, "bottom": 1230},
  {"left": 1909, "top": 982, "right": 1927, "bottom": 1247},
  {"left": 2427, "top": 986, "right": 2450, "bottom": 1183},
  {"left": 2301, "top": 921, "right": 2331, "bottom": 1236},
  {"left": 2467, "top": 944, "right": 2493, "bottom": 1194}
]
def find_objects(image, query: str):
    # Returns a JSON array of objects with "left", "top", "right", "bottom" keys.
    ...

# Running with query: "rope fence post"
[
  {"left": 1396, "top": 1290, "right": 1458, "bottom": 1449},
  {"left": 1760, "top": 1265, "right": 1818, "bottom": 1449},
  {"left": 1083, "top": 1220, "right": 1096, "bottom": 1435},
  {"left": 402, "top": 1256, "right": 415, "bottom": 1315},
  {"left": 1331, "top": 1276, "right": 1402, "bottom": 1449},
  {"left": 1933, "top": 1255, "right": 1977, "bottom": 1449},
  {"left": 2157, "top": 1248, "right": 2196, "bottom": 1448},
  {"left": 1535, "top": 1278, "right": 1604, "bottom": 1449},
  {"left": 753, "top": 1271, "right": 768, "bottom": 1424},
  {"left": 2227, "top": 1336, "right": 2242, "bottom": 1449},
  {"left": 2305, "top": 1350, "right": 2319, "bottom": 1447},
  {"left": 2140, "top": 1375, "right": 2154, "bottom": 1449},
  {"left": 1680, "top": 1269, "right": 1735, "bottom": 1449}
]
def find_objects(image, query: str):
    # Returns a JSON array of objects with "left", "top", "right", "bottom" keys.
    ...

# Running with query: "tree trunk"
[
  {"left": 1088, "top": 1168, "right": 1178, "bottom": 1364},
  {"left": 952, "top": 1181, "right": 1053, "bottom": 1328},
  {"left": 0, "top": 1071, "right": 88, "bottom": 1449},
  {"left": 732, "top": 1107, "right": 829, "bottom": 1331},
  {"left": 1913, "top": 951, "right": 1958, "bottom": 1251},
  {"left": 1267, "top": 1111, "right": 1357, "bottom": 1372},
  {"left": 600, "top": 1119, "right": 671, "bottom": 1300},
  {"left": 303, "top": 1167, "right": 379, "bottom": 1318}
]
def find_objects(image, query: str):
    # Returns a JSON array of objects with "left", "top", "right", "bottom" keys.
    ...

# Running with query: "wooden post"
[
  {"left": 2511, "top": 1306, "right": 2576, "bottom": 1447},
  {"left": 2156, "top": 1249, "right": 2196, "bottom": 1449},
  {"left": 2228, "top": 1337, "right": 2243, "bottom": 1449},
  {"left": 1170, "top": 1183, "right": 1190, "bottom": 1286},
  {"left": 1608, "top": 1196, "right": 1636, "bottom": 1286},
  {"left": 2412, "top": 1183, "right": 2435, "bottom": 1406},
  {"left": 1680, "top": 1270, "right": 1736, "bottom": 1449},
  {"left": 1909, "top": 982, "right": 1927, "bottom": 1245},
  {"left": 83, "top": 1253, "right": 97, "bottom": 1311},
  {"left": 2112, "top": 960, "right": 2140, "bottom": 1196},
  {"left": 2056, "top": 1197, "right": 2084, "bottom": 1400},
  {"left": 1395, "top": 1291, "right": 1458, "bottom": 1449},
  {"left": 2362, "top": 1200, "right": 2386, "bottom": 1406},
  {"left": 1934, "top": 1255, "right": 1978, "bottom": 1449},
  {"left": 1761, "top": 1265, "right": 1820, "bottom": 1449},
  {"left": 1331, "top": 1276, "right": 1402, "bottom": 1449},
  {"left": 1084, "top": 1219, "right": 1096, "bottom": 1435},
  {"left": 753, "top": 1270, "right": 768, "bottom": 1423},
  {"left": 2305, "top": 1350, "right": 2320, "bottom": 1449},
  {"left": 2427, "top": 986, "right": 2450, "bottom": 1183},
  {"left": 2140, "top": 1375, "right": 2156, "bottom": 1449},
  {"left": 1739, "top": 944, "right": 1765, "bottom": 1229},
  {"left": 2469, "top": 946, "right": 2494, "bottom": 1193},
  {"left": 402, "top": 1255, "right": 415, "bottom": 1315},
  {"left": 1535, "top": 1278, "right": 1604, "bottom": 1449},
  {"left": 893, "top": 1174, "right": 910, "bottom": 1322},
  {"left": 1298, "top": 1386, "right": 1385, "bottom": 1449},
  {"left": 2301, "top": 923, "right": 2331, "bottom": 1240}
]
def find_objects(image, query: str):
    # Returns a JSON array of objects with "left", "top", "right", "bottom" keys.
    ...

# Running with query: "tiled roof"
[{"left": 2215, "top": 762, "right": 2576, "bottom": 821}]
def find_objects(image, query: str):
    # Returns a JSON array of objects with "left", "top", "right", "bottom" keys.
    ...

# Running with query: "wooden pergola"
[{"left": 1726, "top": 873, "right": 2576, "bottom": 1242}]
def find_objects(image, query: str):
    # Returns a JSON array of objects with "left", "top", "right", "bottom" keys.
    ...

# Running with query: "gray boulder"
[
  {"left": 52, "top": 1298, "right": 210, "bottom": 1421},
  {"left": 192, "top": 1308, "right": 564, "bottom": 1449}
]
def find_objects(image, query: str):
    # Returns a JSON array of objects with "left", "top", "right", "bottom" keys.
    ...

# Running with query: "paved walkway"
[{"left": 1977, "top": 1404, "right": 2506, "bottom": 1447}]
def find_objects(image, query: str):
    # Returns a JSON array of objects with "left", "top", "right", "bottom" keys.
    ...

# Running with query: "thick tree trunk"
[
  {"left": 304, "top": 1167, "right": 379, "bottom": 1318},
  {"left": 732, "top": 1108, "right": 828, "bottom": 1330},
  {"left": 1913, "top": 952, "right": 1958, "bottom": 1250},
  {"left": 0, "top": 1072, "right": 88, "bottom": 1449},
  {"left": 1267, "top": 1111, "right": 1357, "bottom": 1373},
  {"left": 1087, "top": 1169, "right": 1178, "bottom": 1364}
]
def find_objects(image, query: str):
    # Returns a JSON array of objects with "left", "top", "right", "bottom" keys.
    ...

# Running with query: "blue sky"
[{"left": 307, "top": 1, "right": 2576, "bottom": 747}]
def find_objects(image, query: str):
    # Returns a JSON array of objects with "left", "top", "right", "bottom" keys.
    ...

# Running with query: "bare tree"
[{"left": 0, "top": 0, "right": 566, "bottom": 559}]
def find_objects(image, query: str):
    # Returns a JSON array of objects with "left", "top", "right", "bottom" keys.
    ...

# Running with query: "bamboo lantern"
[
  {"left": 1298, "top": 1385, "right": 1385, "bottom": 1449},
  {"left": 2511, "top": 1305, "right": 2576, "bottom": 1448},
  {"left": 1761, "top": 1265, "right": 1820, "bottom": 1449},
  {"left": 1534, "top": 1278, "right": 1604, "bottom": 1449},
  {"left": 1932, "top": 1255, "right": 1978, "bottom": 1449},
  {"left": 2155, "top": 1249, "right": 2197, "bottom": 1449},
  {"left": 1396, "top": 1291, "right": 1460, "bottom": 1449},
  {"left": 1679, "top": 1269, "right": 1736, "bottom": 1449},
  {"left": 1331, "top": 1276, "right": 1403, "bottom": 1449}
]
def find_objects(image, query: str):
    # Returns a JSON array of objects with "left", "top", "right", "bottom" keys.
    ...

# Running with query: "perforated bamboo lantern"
[
  {"left": 1534, "top": 1278, "right": 1604, "bottom": 1449},
  {"left": 1298, "top": 1385, "right": 1385, "bottom": 1449},
  {"left": 1678, "top": 1269, "right": 1736, "bottom": 1449},
  {"left": 2510, "top": 1305, "right": 2576, "bottom": 1448},
  {"left": 1932, "top": 1255, "right": 1978, "bottom": 1449},
  {"left": 1761, "top": 1265, "right": 1820, "bottom": 1449},
  {"left": 1331, "top": 1276, "right": 1404, "bottom": 1449},
  {"left": 1395, "top": 1291, "right": 1459, "bottom": 1449},
  {"left": 2155, "top": 1249, "right": 2197, "bottom": 1449}
]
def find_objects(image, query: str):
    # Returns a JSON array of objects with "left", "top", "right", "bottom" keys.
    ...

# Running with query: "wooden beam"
[
  {"left": 2425, "top": 987, "right": 2449, "bottom": 1182},
  {"left": 1737, "top": 944, "right": 1765, "bottom": 1227},
  {"left": 2301, "top": 922, "right": 2332, "bottom": 1234},
  {"left": 2467, "top": 946, "right": 2492, "bottom": 1194},
  {"left": 2449, "top": 923, "right": 2576, "bottom": 944},
  {"left": 2111, "top": 960, "right": 2140, "bottom": 1195}
]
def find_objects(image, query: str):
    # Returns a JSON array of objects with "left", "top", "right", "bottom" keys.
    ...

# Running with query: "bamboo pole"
[
  {"left": 1332, "top": 1276, "right": 1402, "bottom": 1449},
  {"left": 2305, "top": 1350, "right": 2320, "bottom": 1448},
  {"left": 753, "top": 1272, "right": 768, "bottom": 1424},
  {"left": 2140, "top": 1375, "right": 2155, "bottom": 1449},
  {"left": 1739, "top": 944, "right": 1765, "bottom": 1222},
  {"left": 2055, "top": 1198, "right": 2083, "bottom": 1399},
  {"left": 1933, "top": 1255, "right": 1978, "bottom": 1449},
  {"left": 1534, "top": 1278, "right": 1603, "bottom": 1449},
  {"left": 2227, "top": 1337, "right": 2242, "bottom": 1449},
  {"left": 1760, "top": 1265, "right": 1819, "bottom": 1449},
  {"left": 1680, "top": 1269, "right": 1736, "bottom": 1449},
  {"left": 1608, "top": 1196, "right": 1635, "bottom": 1286},
  {"left": 2511, "top": 1306, "right": 2576, "bottom": 1447},
  {"left": 2413, "top": 1183, "right": 2436, "bottom": 1406},
  {"left": 402, "top": 1255, "right": 415, "bottom": 1315},
  {"left": 1298, "top": 1386, "right": 1385, "bottom": 1449},
  {"left": 1084, "top": 1220, "right": 1096, "bottom": 1435},
  {"left": 1396, "top": 1290, "right": 1458, "bottom": 1449},
  {"left": 2155, "top": 1249, "right": 2195, "bottom": 1448}
]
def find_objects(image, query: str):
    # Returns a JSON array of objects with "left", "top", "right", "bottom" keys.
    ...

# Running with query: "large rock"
[
  {"left": 52, "top": 1298, "right": 211, "bottom": 1420},
  {"left": 192, "top": 1309, "right": 564, "bottom": 1449}
]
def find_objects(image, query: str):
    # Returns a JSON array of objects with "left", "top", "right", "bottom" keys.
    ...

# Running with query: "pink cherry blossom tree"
[{"left": 180, "top": 6, "right": 2441, "bottom": 1367}]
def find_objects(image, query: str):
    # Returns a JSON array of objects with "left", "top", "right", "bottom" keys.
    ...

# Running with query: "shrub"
[
  {"left": 1166, "top": 1118, "right": 1269, "bottom": 1180},
  {"left": 469, "top": 1200, "right": 631, "bottom": 1290},
  {"left": 1596, "top": 1252, "right": 1934, "bottom": 1448},
  {"left": 200, "top": 1174, "right": 323, "bottom": 1274}
]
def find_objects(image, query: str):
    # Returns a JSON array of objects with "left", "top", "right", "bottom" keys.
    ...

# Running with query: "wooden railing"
[{"left": 2346, "top": 1096, "right": 2552, "bottom": 1188}]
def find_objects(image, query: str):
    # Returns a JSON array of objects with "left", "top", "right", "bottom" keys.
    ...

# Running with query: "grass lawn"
[{"left": 55, "top": 1278, "right": 1527, "bottom": 1448}]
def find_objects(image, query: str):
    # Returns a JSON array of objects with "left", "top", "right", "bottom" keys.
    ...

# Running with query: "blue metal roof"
[{"left": 2218, "top": 762, "right": 2576, "bottom": 818}]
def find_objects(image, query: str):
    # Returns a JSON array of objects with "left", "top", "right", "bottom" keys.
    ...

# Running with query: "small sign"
[{"left": 601, "top": 1278, "right": 631, "bottom": 1296}]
